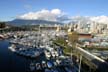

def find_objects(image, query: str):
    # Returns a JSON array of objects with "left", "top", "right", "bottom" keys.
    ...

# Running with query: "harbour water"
[{"left": 0, "top": 40, "right": 32, "bottom": 72}]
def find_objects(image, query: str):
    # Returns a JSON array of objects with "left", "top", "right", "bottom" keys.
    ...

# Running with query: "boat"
[
  {"left": 42, "top": 61, "right": 47, "bottom": 69},
  {"left": 34, "top": 51, "right": 40, "bottom": 56},
  {"left": 36, "top": 63, "right": 42, "bottom": 70},
  {"left": 40, "top": 45, "right": 45, "bottom": 48},
  {"left": 51, "top": 51, "right": 56, "bottom": 58},
  {"left": 64, "top": 66, "right": 73, "bottom": 72},
  {"left": 56, "top": 59, "right": 61, "bottom": 65},
  {"left": 51, "top": 68, "right": 59, "bottom": 72},
  {"left": 45, "top": 68, "right": 52, "bottom": 72},
  {"left": 8, "top": 44, "right": 16, "bottom": 52},
  {"left": 13, "top": 47, "right": 43, "bottom": 58},
  {"left": 0, "top": 34, "right": 5, "bottom": 40},
  {"left": 30, "top": 63, "right": 35, "bottom": 71},
  {"left": 47, "top": 61, "right": 53, "bottom": 69},
  {"left": 45, "top": 51, "right": 51, "bottom": 59},
  {"left": 55, "top": 51, "right": 59, "bottom": 57}
]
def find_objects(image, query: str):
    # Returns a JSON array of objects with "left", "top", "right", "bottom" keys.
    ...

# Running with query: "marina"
[
  {"left": 0, "top": 29, "right": 78, "bottom": 72},
  {"left": 0, "top": 40, "right": 76, "bottom": 72}
]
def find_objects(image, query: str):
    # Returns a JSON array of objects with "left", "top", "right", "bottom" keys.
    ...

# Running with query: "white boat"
[
  {"left": 56, "top": 59, "right": 61, "bottom": 65},
  {"left": 55, "top": 51, "right": 59, "bottom": 57},
  {"left": 45, "top": 51, "right": 51, "bottom": 58},
  {"left": 8, "top": 44, "right": 16, "bottom": 52},
  {"left": 52, "top": 52, "right": 56, "bottom": 58},
  {"left": 36, "top": 63, "right": 42, "bottom": 70},
  {"left": 40, "top": 45, "right": 45, "bottom": 48},
  {"left": 42, "top": 61, "right": 47, "bottom": 68}
]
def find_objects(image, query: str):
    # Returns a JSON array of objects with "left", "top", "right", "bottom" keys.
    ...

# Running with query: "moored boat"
[{"left": 8, "top": 44, "right": 16, "bottom": 52}]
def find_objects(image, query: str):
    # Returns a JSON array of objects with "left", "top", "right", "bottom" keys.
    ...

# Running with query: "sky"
[{"left": 0, "top": 0, "right": 108, "bottom": 21}]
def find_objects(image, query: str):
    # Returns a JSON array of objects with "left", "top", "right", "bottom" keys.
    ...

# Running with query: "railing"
[{"left": 76, "top": 47, "right": 105, "bottom": 62}]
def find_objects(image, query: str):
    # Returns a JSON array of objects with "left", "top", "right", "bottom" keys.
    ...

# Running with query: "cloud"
[
  {"left": 18, "top": 9, "right": 70, "bottom": 22},
  {"left": 90, "top": 15, "right": 108, "bottom": 24},
  {"left": 70, "top": 15, "right": 108, "bottom": 24},
  {"left": 51, "top": 9, "right": 61, "bottom": 15}
]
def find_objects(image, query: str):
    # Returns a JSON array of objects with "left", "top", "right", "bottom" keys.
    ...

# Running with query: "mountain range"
[
  {"left": 7, "top": 15, "right": 108, "bottom": 26},
  {"left": 7, "top": 19, "right": 63, "bottom": 26}
]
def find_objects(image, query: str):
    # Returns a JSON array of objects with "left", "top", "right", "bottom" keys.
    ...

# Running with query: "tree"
[
  {"left": 67, "top": 29, "right": 79, "bottom": 61},
  {"left": 0, "top": 22, "right": 6, "bottom": 28},
  {"left": 68, "top": 30, "right": 79, "bottom": 48}
]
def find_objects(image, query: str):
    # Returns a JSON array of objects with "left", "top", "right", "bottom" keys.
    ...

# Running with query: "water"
[{"left": 0, "top": 40, "right": 31, "bottom": 72}]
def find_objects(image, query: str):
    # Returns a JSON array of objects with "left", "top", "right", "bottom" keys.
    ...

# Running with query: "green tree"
[
  {"left": 68, "top": 30, "right": 79, "bottom": 59},
  {"left": 0, "top": 22, "right": 6, "bottom": 28},
  {"left": 68, "top": 30, "right": 79, "bottom": 48}
]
